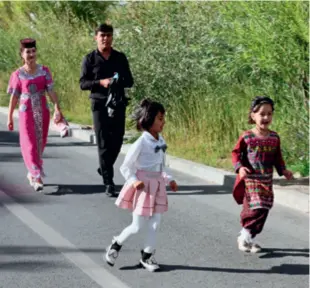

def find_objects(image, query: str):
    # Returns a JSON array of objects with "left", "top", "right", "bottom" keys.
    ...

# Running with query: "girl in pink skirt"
[{"left": 105, "top": 98, "right": 178, "bottom": 272}]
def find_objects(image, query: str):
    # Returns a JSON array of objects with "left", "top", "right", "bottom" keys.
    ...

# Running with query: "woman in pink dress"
[{"left": 7, "top": 38, "right": 63, "bottom": 192}]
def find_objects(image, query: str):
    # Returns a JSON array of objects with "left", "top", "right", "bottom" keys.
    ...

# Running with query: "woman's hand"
[
  {"left": 7, "top": 117, "right": 13, "bottom": 131},
  {"left": 54, "top": 105, "right": 63, "bottom": 123}
]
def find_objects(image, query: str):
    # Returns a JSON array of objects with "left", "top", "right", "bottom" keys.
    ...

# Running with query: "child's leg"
[
  {"left": 143, "top": 213, "right": 161, "bottom": 253},
  {"left": 239, "top": 227, "right": 252, "bottom": 243},
  {"left": 239, "top": 204, "right": 269, "bottom": 253},
  {"left": 241, "top": 209, "right": 269, "bottom": 240},
  {"left": 116, "top": 213, "right": 147, "bottom": 244},
  {"left": 237, "top": 198, "right": 252, "bottom": 252},
  {"left": 250, "top": 210, "right": 269, "bottom": 240},
  {"left": 139, "top": 213, "right": 161, "bottom": 272},
  {"left": 247, "top": 209, "right": 269, "bottom": 253},
  {"left": 105, "top": 213, "right": 147, "bottom": 266}
]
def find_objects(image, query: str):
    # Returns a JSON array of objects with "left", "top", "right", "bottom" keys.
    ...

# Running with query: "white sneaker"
[
  {"left": 139, "top": 250, "right": 160, "bottom": 272},
  {"left": 250, "top": 243, "right": 262, "bottom": 253},
  {"left": 60, "top": 127, "right": 69, "bottom": 138},
  {"left": 237, "top": 235, "right": 251, "bottom": 252},
  {"left": 33, "top": 182, "right": 44, "bottom": 192},
  {"left": 105, "top": 238, "right": 122, "bottom": 266}
]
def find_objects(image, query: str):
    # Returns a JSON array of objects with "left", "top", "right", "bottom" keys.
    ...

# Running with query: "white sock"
[{"left": 240, "top": 228, "right": 252, "bottom": 243}]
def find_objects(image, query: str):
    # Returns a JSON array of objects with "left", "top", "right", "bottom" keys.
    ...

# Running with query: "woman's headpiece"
[{"left": 20, "top": 38, "right": 36, "bottom": 49}]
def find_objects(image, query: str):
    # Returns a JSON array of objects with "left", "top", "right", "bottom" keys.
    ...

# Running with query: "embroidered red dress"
[
  {"left": 232, "top": 130, "right": 286, "bottom": 209},
  {"left": 232, "top": 130, "right": 287, "bottom": 237}
]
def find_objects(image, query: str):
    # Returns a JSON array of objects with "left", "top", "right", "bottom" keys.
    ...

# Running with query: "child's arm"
[
  {"left": 274, "top": 135, "right": 293, "bottom": 180},
  {"left": 232, "top": 134, "right": 247, "bottom": 173},
  {"left": 232, "top": 134, "right": 251, "bottom": 179},
  {"left": 162, "top": 170, "right": 177, "bottom": 192},
  {"left": 274, "top": 136, "right": 286, "bottom": 176},
  {"left": 120, "top": 137, "right": 143, "bottom": 186},
  {"left": 162, "top": 169, "right": 174, "bottom": 185},
  {"left": 161, "top": 155, "right": 178, "bottom": 191}
]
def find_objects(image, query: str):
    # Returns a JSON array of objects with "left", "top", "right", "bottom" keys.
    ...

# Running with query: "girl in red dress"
[{"left": 232, "top": 96, "right": 293, "bottom": 253}]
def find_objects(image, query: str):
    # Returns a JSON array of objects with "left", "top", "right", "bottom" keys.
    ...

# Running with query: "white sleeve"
[
  {"left": 120, "top": 137, "right": 143, "bottom": 186},
  {"left": 161, "top": 153, "right": 174, "bottom": 185}
]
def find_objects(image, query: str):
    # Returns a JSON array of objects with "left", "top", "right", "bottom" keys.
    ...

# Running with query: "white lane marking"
[{"left": 0, "top": 189, "right": 130, "bottom": 288}]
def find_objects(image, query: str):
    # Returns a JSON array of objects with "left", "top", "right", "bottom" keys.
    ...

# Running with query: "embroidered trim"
[
  {"left": 19, "top": 104, "right": 27, "bottom": 112},
  {"left": 7, "top": 88, "right": 21, "bottom": 98}
]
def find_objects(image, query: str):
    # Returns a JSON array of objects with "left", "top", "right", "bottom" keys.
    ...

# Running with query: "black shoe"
[
  {"left": 105, "top": 185, "right": 116, "bottom": 197},
  {"left": 139, "top": 250, "right": 160, "bottom": 272},
  {"left": 105, "top": 237, "right": 122, "bottom": 266}
]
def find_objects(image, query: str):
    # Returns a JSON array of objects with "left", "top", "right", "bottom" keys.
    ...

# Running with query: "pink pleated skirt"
[{"left": 115, "top": 170, "right": 168, "bottom": 217}]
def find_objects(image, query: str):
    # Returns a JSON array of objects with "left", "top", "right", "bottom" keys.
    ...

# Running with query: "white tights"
[{"left": 116, "top": 213, "right": 161, "bottom": 253}]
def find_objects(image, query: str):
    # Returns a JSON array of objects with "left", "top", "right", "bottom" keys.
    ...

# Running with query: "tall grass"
[
  {"left": 0, "top": 1, "right": 308, "bottom": 175},
  {"left": 107, "top": 1, "right": 309, "bottom": 175}
]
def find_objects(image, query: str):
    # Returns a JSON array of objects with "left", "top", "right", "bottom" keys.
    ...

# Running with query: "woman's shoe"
[
  {"left": 33, "top": 177, "right": 44, "bottom": 192},
  {"left": 33, "top": 182, "right": 44, "bottom": 192},
  {"left": 27, "top": 173, "right": 35, "bottom": 187}
]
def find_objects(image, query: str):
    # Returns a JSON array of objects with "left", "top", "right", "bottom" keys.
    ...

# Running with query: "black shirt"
[{"left": 79, "top": 48, "right": 134, "bottom": 100}]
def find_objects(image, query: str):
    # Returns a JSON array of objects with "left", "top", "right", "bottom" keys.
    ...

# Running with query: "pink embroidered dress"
[{"left": 7, "top": 64, "right": 53, "bottom": 179}]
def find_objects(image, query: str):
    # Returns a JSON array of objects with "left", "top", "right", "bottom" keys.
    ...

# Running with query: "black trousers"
[{"left": 91, "top": 98, "right": 126, "bottom": 186}]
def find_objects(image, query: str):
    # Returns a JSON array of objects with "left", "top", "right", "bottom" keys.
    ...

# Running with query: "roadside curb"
[{"left": 0, "top": 106, "right": 308, "bottom": 214}]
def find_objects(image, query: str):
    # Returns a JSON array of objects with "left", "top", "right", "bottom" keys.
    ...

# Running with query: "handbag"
[{"left": 53, "top": 111, "right": 69, "bottom": 138}]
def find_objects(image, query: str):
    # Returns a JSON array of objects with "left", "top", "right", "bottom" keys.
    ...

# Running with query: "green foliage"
[
  {"left": 108, "top": 1, "right": 309, "bottom": 175},
  {"left": 0, "top": 1, "right": 111, "bottom": 28},
  {"left": 0, "top": 1, "right": 308, "bottom": 175}
]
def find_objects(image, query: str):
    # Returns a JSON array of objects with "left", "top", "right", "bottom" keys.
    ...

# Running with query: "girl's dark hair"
[
  {"left": 248, "top": 96, "right": 275, "bottom": 124},
  {"left": 132, "top": 98, "right": 165, "bottom": 131}
]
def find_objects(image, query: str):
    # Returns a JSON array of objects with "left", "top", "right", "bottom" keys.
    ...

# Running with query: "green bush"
[{"left": 108, "top": 1, "right": 309, "bottom": 175}]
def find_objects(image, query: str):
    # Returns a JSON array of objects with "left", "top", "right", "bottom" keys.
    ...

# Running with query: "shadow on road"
[
  {"left": 0, "top": 245, "right": 307, "bottom": 275},
  {"left": 259, "top": 247, "right": 309, "bottom": 259},
  {"left": 120, "top": 263, "right": 309, "bottom": 275},
  {"left": 167, "top": 184, "right": 231, "bottom": 195},
  {"left": 0, "top": 130, "right": 20, "bottom": 147},
  {"left": 0, "top": 245, "right": 106, "bottom": 255},
  {"left": 0, "top": 152, "right": 62, "bottom": 162},
  {"left": 46, "top": 142, "right": 96, "bottom": 147},
  {"left": 43, "top": 184, "right": 115, "bottom": 195},
  {"left": 0, "top": 260, "right": 70, "bottom": 271},
  {"left": 43, "top": 183, "right": 232, "bottom": 196},
  {"left": 0, "top": 130, "right": 95, "bottom": 149},
  {"left": 0, "top": 177, "right": 57, "bottom": 206}
]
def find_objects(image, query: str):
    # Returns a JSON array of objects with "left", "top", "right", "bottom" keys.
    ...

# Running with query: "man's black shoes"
[{"left": 106, "top": 185, "right": 116, "bottom": 197}]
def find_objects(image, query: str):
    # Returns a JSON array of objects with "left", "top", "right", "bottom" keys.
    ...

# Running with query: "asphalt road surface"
[{"left": 0, "top": 111, "right": 308, "bottom": 288}]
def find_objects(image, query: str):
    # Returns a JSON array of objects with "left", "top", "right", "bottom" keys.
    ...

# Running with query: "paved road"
[{"left": 0, "top": 112, "right": 308, "bottom": 288}]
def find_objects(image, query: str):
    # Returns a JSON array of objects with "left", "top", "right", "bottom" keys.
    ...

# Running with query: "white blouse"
[{"left": 120, "top": 131, "right": 173, "bottom": 185}]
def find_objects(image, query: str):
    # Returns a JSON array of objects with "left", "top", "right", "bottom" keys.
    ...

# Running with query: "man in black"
[{"left": 80, "top": 23, "right": 134, "bottom": 197}]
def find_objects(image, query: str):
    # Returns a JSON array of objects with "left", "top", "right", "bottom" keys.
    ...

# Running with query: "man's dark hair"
[{"left": 95, "top": 23, "right": 113, "bottom": 35}]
